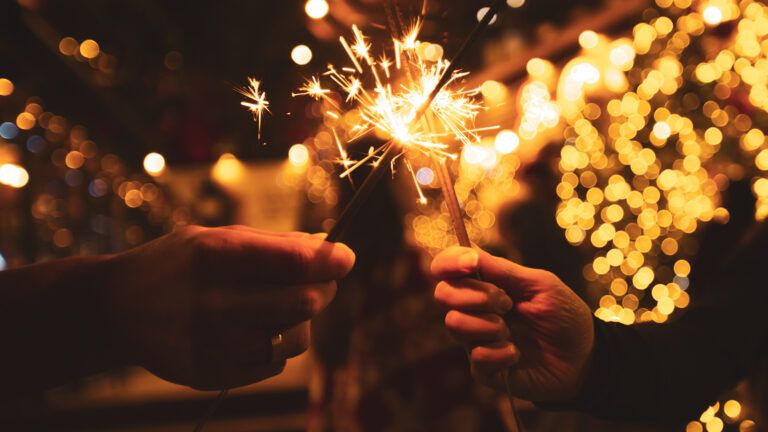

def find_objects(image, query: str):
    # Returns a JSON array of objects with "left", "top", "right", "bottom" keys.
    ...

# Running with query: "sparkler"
[
  {"left": 238, "top": 77, "right": 271, "bottom": 141},
  {"left": 298, "top": 0, "right": 508, "bottom": 243}
]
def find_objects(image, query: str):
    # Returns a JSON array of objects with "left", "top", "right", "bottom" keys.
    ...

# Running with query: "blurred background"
[{"left": 0, "top": 0, "right": 766, "bottom": 431}]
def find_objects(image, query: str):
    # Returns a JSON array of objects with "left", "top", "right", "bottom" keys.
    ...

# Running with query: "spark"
[
  {"left": 238, "top": 78, "right": 271, "bottom": 140},
  {"left": 293, "top": 21, "right": 491, "bottom": 202}
]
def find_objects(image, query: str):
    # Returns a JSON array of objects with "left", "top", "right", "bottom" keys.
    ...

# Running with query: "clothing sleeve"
[{"left": 539, "top": 223, "right": 768, "bottom": 424}]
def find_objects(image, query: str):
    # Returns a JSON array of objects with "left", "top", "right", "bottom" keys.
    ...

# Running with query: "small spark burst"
[
  {"left": 238, "top": 78, "right": 272, "bottom": 140},
  {"left": 293, "top": 20, "right": 496, "bottom": 204}
]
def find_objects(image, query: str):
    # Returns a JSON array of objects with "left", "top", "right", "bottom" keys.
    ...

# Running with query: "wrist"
[
  {"left": 0, "top": 254, "right": 126, "bottom": 392},
  {"left": 56, "top": 254, "right": 128, "bottom": 370}
]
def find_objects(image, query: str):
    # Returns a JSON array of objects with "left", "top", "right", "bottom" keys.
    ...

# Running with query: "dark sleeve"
[{"left": 539, "top": 224, "right": 768, "bottom": 425}]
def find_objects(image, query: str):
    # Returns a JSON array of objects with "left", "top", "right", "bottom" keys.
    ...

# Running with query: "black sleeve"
[{"left": 539, "top": 223, "right": 768, "bottom": 425}]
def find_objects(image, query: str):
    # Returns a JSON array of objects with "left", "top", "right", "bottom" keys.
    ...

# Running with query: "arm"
[
  {"left": 0, "top": 226, "right": 355, "bottom": 394},
  {"left": 0, "top": 255, "right": 119, "bottom": 394},
  {"left": 431, "top": 232, "right": 767, "bottom": 425}
]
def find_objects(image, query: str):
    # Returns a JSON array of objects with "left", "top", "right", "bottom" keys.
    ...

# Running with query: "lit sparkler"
[
  {"left": 292, "top": 19, "right": 497, "bottom": 219},
  {"left": 238, "top": 77, "right": 271, "bottom": 140}
]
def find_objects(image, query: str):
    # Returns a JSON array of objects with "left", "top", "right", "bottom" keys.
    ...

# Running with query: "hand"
[
  {"left": 103, "top": 225, "right": 355, "bottom": 390},
  {"left": 431, "top": 246, "right": 594, "bottom": 402}
]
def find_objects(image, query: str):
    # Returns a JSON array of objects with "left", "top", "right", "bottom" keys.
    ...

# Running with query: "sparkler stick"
[{"left": 327, "top": 0, "right": 507, "bottom": 242}]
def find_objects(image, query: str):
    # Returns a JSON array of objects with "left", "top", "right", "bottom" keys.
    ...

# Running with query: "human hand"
[
  {"left": 431, "top": 246, "right": 594, "bottom": 401},
  {"left": 104, "top": 226, "right": 355, "bottom": 390}
]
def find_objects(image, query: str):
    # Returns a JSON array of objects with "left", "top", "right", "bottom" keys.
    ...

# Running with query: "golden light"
[
  {"left": 288, "top": 144, "right": 310, "bottom": 166},
  {"left": 291, "top": 45, "right": 313, "bottom": 66},
  {"left": 0, "top": 164, "right": 29, "bottom": 188},
  {"left": 0, "top": 78, "right": 13, "bottom": 96},
  {"left": 16, "top": 112, "right": 36, "bottom": 130},
  {"left": 507, "top": 0, "right": 525, "bottom": 7},
  {"left": 211, "top": 153, "right": 245, "bottom": 186},
  {"left": 143, "top": 152, "right": 166, "bottom": 176},
  {"left": 706, "top": 417, "right": 724, "bottom": 432},
  {"left": 702, "top": 5, "right": 724, "bottom": 25},
  {"left": 579, "top": 30, "right": 600, "bottom": 50},
  {"left": 723, "top": 400, "right": 742, "bottom": 419},
  {"left": 65, "top": 151, "right": 85, "bottom": 169},
  {"left": 79, "top": 39, "right": 100, "bottom": 59},
  {"left": 495, "top": 130, "right": 520, "bottom": 154},
  {"left": 480, "top": 80, "right": 507, "bottom": 103},
  {"left": 305, "top": 0, "right": 329, "bottom": 19}
]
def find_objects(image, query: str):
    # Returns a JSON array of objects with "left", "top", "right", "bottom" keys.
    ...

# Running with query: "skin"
[
  {"left": 0, "top": 225, "right": 355, "bottom": 393},
  {"left": 431, "top": 246, "right": 595, "bottom": 402}
]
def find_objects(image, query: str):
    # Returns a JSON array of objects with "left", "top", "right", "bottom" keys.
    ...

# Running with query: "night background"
[{"left": 0, "top": 0, "right": 765, "bottom": 431}]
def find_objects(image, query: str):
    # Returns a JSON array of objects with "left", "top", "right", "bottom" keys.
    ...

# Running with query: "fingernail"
[
  {"left": 458, "top": 249, "right": 479, "bottom": 272},
  {"left": 311, "top": 233, "right": 329, "bottom": 239}
]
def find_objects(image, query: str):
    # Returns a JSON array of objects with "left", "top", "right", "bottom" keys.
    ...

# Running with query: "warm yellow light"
[
  {"left": 480, "top": 80, "right": 507, "bottom": 103},
  {"left": 143, "top": 152, "right": 166, "bottom": 176},
  {"left": 0, "top": 78, "right": 14, "bottom": 96},
  {"left": 212, "top": 153, "right": 245, "bottom": 186},
  {"left": 16, "top": 112, "right": 35, "bottom": 130},
  {"left": 79, "top": 39, "right": 100, "bottom": 59},
  {"left": 706, "top": 417, "right": 724, "bottom": 432},
  {"left": 305, "top": 0, "right": 329, "bottom": 19},
  {"left": 0, "top": 164, "right": 29, "bottom": 188},
  {"left": 291, "top": 45, "right": 313, "bottom": 66},
  {"left": 723, "top": 400, "right": 742, "bottom": 419},
  {"left": 288, "top": 144, "right": 310, "bottom": 166},
  {"left": 495, "top": 130, "right": 520, "bottom": 154},
  {"left": 507, "top": 0, "right": 525, "bottom": 7},
  {"left": 702, "top": 5, "right": 724, "bottom": 26},
  {"left": 579, "top": 30, "right": 600, "bottom": 50}
]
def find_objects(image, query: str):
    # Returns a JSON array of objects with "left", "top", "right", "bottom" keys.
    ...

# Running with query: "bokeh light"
[
  {"left": 291, "top": 45, "right": 313, "bottom": 65},
  {"left": 305, "top": 0, "right": 329, "bottom": 19},
  {"left": 143, "top": 152, "right": 166, "bottom": 176}
]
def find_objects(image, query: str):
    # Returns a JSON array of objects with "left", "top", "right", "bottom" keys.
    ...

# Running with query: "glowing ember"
[{"left": 238, "top": 77, "right": 271, "bottom": 141}]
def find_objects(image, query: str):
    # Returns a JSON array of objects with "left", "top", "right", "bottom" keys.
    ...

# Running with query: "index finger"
[{"left": 430, "top": 246, "right": 539, "bottom": 296}]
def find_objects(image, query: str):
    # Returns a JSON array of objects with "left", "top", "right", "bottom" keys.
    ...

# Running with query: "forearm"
[
  {"left": 542, "top": 312, "right": 761, "bottom": 425},
  {"left": 0, "top": 255, "right": 124, "bottom": 394}
]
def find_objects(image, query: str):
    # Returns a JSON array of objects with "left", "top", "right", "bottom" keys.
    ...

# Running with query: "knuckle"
[{"left": 287, "top": 244, "right": 314, "bottom": 278}]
